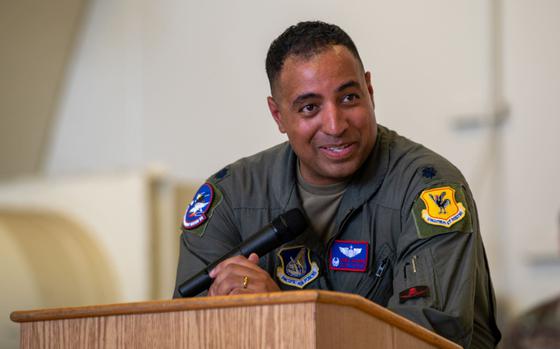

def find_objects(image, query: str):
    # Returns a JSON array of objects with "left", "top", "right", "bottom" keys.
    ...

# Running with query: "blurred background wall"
[{"left": 1, "top": 0, "right": 559, "bottom": 347}]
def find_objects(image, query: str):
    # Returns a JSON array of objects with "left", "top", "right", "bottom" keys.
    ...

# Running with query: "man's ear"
[
  {"left": 365, "top": 71, "right": 375, "bottom": 109},
  {"left": 365, "top": 71, "right": 374, "bottom": 97},
  {"left": 267, "top": 96, "right": 287, "bottom": 133}
]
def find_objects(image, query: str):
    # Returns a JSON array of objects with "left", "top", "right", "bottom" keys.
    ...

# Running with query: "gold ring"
[{"left": 242, "top": 275, "right": 249, "bottom": 289}]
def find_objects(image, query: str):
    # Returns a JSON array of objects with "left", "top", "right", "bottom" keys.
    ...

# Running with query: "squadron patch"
[
  {"left": 412, "top": 184, "right": 472, "bottom": 239},
  {"left": 182, "top": 182, "right": 222, "bottom": 236},
  {"left": 183, "top": 183, "right": 214, "bottom": 229},
  {"left": 329, "top": 240, "right": 369, "bottom": 272},
  {"left": 276, "top": 246, "right": 319, "bottom": 288},
  {"left": 420, "top": 186, "right": 466, "bottom": 228}
]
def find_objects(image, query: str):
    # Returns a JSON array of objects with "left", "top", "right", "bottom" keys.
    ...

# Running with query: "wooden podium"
[{"left": 11, "top": 290, "right": 460, "bottom": 348}]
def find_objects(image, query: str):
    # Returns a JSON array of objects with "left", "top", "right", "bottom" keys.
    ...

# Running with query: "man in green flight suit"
[{"left": 174, "top": 21, "right": 501, "bottom": 348}]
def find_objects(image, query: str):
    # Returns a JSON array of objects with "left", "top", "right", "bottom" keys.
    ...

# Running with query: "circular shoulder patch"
[{"left": 183, "top": 183, "right": 214, "bottom": 230}]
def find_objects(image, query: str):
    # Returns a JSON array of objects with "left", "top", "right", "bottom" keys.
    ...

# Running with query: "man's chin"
[{"left": 315, "top": 165, "right": 360, "bottom": 184}]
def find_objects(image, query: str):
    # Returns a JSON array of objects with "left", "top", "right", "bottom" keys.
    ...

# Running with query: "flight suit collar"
[
  {"left": 333, "top": 125, "right": 391, "bottom": 231},
  {"left": 274, "top": 125, "right": 391, "bottom": 245},
  {"left": 272, "top": 142, "right": 299, "bottom": 212},
  {"left": 275, "top": 125, "right": 391, "bottom": 212}
]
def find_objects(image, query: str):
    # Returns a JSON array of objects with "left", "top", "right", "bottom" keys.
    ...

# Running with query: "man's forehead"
[{"left": 273, "top": 45, "right": 364, "bottom": 99}]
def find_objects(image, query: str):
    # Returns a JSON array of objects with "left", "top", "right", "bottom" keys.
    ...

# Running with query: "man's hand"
[{"left": 208, "top": 253, "right": 280, "bottom": 296}]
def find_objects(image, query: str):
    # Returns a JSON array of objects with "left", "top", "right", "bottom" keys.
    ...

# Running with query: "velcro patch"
[
  {"left": 276, "top": 246, "right": 319, "bottom": 288},
  {"left": 182, "top": 182, "right": 222, "bottom": 236},
  {"left": 399, "top": 285, "right": 430, "bottom": 303},
  {"left": 329, "top": 240, "right": 369, "bottom": 272},
  {"left": 212, "top": 167, "right": 229, "bottom": 182},
  {"left": 411, "top": 184, "right": 472, "bottom": 239}
]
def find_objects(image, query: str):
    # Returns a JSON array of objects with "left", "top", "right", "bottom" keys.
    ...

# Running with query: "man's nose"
[{"left": 321, "top": 104, "right": 348, "bottom": 136}]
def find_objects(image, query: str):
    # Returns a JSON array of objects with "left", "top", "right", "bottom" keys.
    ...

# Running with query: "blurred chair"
[
  {"left": 505, "top": 295, "right": 560, "bottom": 349},
  {"left": 0, "top": 209, "right": 118, "bottom": 348}
]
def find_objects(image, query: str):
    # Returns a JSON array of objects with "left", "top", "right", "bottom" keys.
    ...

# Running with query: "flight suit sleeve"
[
  {"left": 173, "top": 181, "right": 242, "bottom": 298},
  {"left": 387, "top": 182, "right": 496, "bottom": 348}
]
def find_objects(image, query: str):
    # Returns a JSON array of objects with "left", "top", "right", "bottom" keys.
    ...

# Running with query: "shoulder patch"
[
  {"left": 182, "top": 182, "right": 222, "bottom": 236},
  {"left": 411, "top": 184, "right": 472, "bottom": 239}
]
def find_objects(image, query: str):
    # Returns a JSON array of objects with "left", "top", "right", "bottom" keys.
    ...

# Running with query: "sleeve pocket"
[{"left": 396, "top": 250, "right": 441, "bottom": 310}]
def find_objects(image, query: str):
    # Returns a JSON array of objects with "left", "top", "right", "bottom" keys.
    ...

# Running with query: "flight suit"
[{"left": 174, "top": 125, "right": 501, "bottom": 348}]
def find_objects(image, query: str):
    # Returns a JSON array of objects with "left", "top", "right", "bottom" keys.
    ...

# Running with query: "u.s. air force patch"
[
  {"left": 412, "top": 184, "right": 472, "bottom": 239},
  {"left": 182, "top": 182, "right": 222, "bottom": 236},
  {"left": 276, "top": 246, "right": 319, "bottom": 288}
]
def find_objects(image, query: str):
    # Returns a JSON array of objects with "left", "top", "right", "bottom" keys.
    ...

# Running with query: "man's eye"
[
  {"left": 299, "top": 104, "right": 318, "bottom": 113},
  {"left": 342, "top": 94, "right": 359, "bottom": 103}
]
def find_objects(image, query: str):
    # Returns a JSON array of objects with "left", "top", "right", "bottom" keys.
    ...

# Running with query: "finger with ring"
[{"left": 242, "top": 275, "right": 249, "bottom": 289}]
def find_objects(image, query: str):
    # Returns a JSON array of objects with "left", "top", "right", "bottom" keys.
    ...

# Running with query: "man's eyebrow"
[
  {"left": 292, "top": 92, "right": 320, "bottom": 108},
  {"left": 290, "top": 81, "right": 360, "bottom": 108},
  {"left": 337, "top": 80, "right": 360, "bottom": 92}
]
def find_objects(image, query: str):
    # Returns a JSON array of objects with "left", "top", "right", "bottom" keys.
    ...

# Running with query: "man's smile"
[{"left": 319, "top": 142, "right": 356, "bottom": 159}]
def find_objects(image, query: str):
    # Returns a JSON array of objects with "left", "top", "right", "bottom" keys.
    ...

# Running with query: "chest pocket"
[{"left": 354, "top": 243, "right": 395, "bottom": 306}]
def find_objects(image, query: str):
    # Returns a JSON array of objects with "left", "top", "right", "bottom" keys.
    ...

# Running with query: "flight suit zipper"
[
  {"left": 373, "top": 257, "right": 389, "bottom": 288},
  {"left": 362, "top": 256, "right": 390, "bottom": 302},
  {"left": 375, "top": 257, "right": 389, "bottom": 278}
]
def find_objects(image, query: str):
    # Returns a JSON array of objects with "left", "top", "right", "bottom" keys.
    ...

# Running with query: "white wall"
[
  {"left": 46, "top": 0, "right": 493, "bottom": 181},
  {"left": 45, "top": 0, "right": 144, "bottom": 174},
  {"left": 40, "top": 0, "right": 560, "bottom": 320},
  {"left": 502, "top": 0, "right": 560, "bottom": 314}
]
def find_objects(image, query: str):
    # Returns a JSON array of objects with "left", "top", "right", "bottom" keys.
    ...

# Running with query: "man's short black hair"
[{"left": 265, "top": 21, "right": 363, "bottom": 94}]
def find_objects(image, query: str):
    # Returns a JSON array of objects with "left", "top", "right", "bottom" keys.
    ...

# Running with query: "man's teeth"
[{"left": 326, "top": 144, "right": 349, "bottom": 152}]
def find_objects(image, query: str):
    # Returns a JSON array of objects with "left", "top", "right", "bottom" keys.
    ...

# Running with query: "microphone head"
[{"left": 273, "top": 208, "right": 308, "bottom": 242}]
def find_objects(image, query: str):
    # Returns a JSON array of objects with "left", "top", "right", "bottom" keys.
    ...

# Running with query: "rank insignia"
[
  {"left": 412, "top": 184, "right": 472, "bottom": 239},
  {"left": 213, "top": 167, "right": 229, "bottom": 181},
  {"left": 329, "top": 240, "right": 369, "bottom": 272},
  {"left": 276, "top": 246, "right": 319, "bottom": 288},
  {"left": 182, "top": 183, "right": 222, "bottom": 235},
  {"left": 421, "top": 166, "right": 437, "bottom": 179}
]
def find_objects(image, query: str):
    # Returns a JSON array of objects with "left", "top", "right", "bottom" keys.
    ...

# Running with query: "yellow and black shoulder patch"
[{"left": 411, "top": 184, "right": 472, "bottom": 239}]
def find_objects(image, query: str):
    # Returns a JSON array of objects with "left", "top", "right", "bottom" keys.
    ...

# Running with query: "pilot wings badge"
[
  {"left": 339, "top": 246, "right": 362, "bottom": 258},
  {"left": 276, "top": 246, "right": 319, "bottom": 288}
]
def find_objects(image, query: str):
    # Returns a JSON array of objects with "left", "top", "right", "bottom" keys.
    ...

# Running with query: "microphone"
[{"left": 177, "top": 208, "right": 307, "bottom": 297}]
